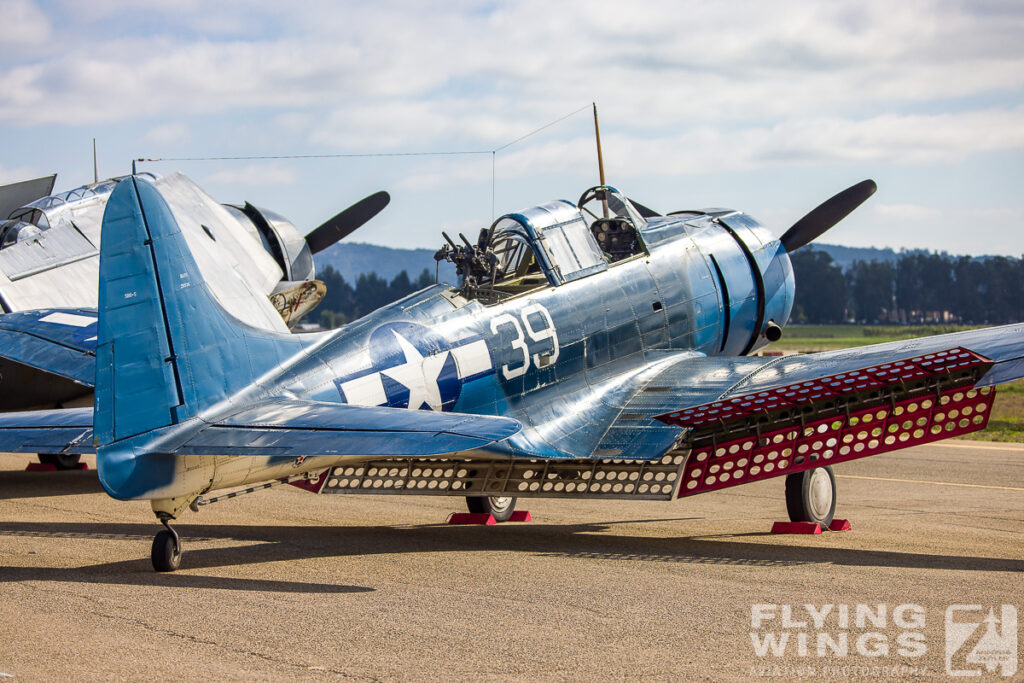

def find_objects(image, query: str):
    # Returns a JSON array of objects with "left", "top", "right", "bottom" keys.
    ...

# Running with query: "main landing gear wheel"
[
  {"left": 151, "top": 519, "right": 181, "bottom": 572},
  {"left": 466, "top": 495, "right": 517, "bottom": 522},
  {"left": 37, "top": 453, "right": 81, "bottom": 470},
  {"left": 785, "top": 466, "right": 836, "bottom": 527}
]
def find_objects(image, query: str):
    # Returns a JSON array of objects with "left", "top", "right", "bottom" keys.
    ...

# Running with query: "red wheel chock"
[
  {"left": 771, "top": 521, "right": 821, "bottom": 534},
  {"left": 447, "top": 513, "right": 496, "bottom": 525},
  {"left": 446, "top": 511, "right": 533, "bottom": 525},
  {"left": 771, "top": 519, "right": 851, "bottom": 534},
  {"left": 25, "top": 462, "right": 89, "bottom": 472}
]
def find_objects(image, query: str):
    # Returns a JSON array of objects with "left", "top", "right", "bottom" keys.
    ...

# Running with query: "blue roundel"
[{"left": 335, "top": 321, "right": 487, "bottom": 412}]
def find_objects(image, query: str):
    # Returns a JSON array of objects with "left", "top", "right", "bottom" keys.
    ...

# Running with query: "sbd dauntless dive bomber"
[{"left": 0, "top": 174, "right": 1021, "bottom": 571}]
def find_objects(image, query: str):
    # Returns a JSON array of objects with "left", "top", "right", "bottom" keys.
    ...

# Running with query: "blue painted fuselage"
[
  {"left": 94, "top": 182, "right": 795, "bottom": 502},
  {"left": 291, "top": 210, "right": 794, "bottom": 456}
]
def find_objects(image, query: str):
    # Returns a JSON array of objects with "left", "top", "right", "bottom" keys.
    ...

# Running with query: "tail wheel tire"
[
  {"left": 38, "top": 453, "right": 82, "bottom": 470},
  {"left": 151, "top": 529, "right": 182, "bottom": 572},
  {"left": 465, "top": 496, "right": 517, "bottom": 522},
  {"left": 785, "top": 466, "right": 836, "bottom": 526}
]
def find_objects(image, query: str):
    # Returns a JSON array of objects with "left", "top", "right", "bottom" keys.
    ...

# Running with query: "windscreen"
[{"left": 539, "top": 217, "right": 606, "bottom": 282}]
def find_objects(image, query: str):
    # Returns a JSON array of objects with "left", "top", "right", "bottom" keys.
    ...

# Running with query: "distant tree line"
[
  {"left": 316, "top": 265, "right": 436, "bottom": 328},
  {"left": 313, "top": 249, "right": 1024, "bottom": 328},
  {"left": 791, "top": 249, "right": 1024, "bottom": 324}
]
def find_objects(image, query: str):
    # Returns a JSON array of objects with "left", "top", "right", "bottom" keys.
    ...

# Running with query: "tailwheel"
[
  {"left": 151, "top": 518, "right": 182, "bottom": 572},
  {"left": 785, "top": 466, "right": 836, "bottom": 526},
  {"left": 37, "top": 453, "right": 82, "bottom": 470},
  {"left": 466, "top": 495, "right": 517, "bottom": 522}
]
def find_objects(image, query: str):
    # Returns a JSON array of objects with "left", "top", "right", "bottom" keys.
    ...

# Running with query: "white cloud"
[
  {"left": 205, "top": 163, "right": 296, "bottom": 186},
  {"left": 974, "top": 207, "right": 1024, "bottom": 222},
  {"left": 2, "top": 0, "right": 1023, "bottom": 255},
  {"left": 394, "top": 159, "right": 491, "bottom": 192},
  {"left": 0, "top": 162, "right": 40, "bottom": 184},
  {"left": 888, "top": 205, "right": 1024, "bottom": 226},
  {"left": 873, "top": 204, "right": 943, "bottom": 222},
  {"left": 824, "top": 204, "right": 1024, "bottom": 256},
  {"left": 389, "top": 107, "right": 1024, "bottom": 191},
  {"left": 0, "top": 0, "right": 51, "bottom": 49},
  {"left": 2, "top": 1, "right": 1023, "bottom": 130},
  {"left": 140, "top": 122, "right": 191, "bottom": 146}
]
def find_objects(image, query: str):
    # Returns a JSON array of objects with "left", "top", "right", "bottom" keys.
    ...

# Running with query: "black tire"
[
  {"left": 785, "top": 466, "right": 836, "bottom": 526},
  {"left": 151, "top": 529, "right": 181, "bottom": 572},
  {"left": 465, "top": 495, "right": 517, "bottom": 522},
  {"left": 38, "top": 453, "right": 82, "bottom": 470}
]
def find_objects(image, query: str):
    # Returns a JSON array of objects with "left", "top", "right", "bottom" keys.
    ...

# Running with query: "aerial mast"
[{"left": 592, "top": 102, "right": 608, "bottom": 218}]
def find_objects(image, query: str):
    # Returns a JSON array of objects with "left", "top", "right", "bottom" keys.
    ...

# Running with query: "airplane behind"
[
  {"left": 0, "top": 174, "right": 1020, "bottom": 572},
  {"left": 0, "top": 171, "right": 390, "bottom": 323},
  {"left": 0, "top": 172, "right": 389, "bottom": 467}
]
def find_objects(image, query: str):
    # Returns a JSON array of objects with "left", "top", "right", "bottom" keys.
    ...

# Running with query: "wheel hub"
[
  {"left": 489, "top": 496, "right": 513, "bottom": 513},
  {"left": 808, "top": 468, "right": 833, "bottom": 520}
]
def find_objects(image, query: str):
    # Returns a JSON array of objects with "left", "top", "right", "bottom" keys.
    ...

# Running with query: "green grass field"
[
  {"left": 774, "top": 324, "right": 1023, "bottom": 442},
  {"left": 960, "top": 379, "right": 1024, "bottom": 442}
]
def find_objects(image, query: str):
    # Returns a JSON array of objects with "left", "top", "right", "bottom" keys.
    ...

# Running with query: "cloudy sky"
[{"left": 2, "top": 0, "right": 1023, "bottom": 255}]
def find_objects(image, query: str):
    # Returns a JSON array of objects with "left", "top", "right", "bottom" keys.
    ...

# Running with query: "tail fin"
[{"left": 95, "top": 176, "right": 307, "bottom": 444}]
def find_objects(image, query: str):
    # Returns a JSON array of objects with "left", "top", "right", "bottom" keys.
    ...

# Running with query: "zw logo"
[
  {"left": 946, "top": 605, "right": 1018, "bottom": 677},
  {"left": 490, "top": 303, "right": 559, "bottom": 380}
]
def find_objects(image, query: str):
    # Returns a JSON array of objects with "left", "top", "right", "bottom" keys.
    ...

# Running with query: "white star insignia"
[{"left": 380, "top": 331, "right": 450, "bottom": 411}]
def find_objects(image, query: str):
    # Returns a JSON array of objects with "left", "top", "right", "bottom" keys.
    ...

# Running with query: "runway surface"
[{"left": 1, "top": 442, "right": 1021, "bottom": 680}]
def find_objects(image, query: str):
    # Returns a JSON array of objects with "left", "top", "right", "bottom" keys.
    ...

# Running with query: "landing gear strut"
[
  {"left": 785, "top": 466, "right": 836, "bottom": 527},
  {"left": 151, "top": 515, "right": 181, "bottom": 572},
  {"left": 466, "top": 495, "right": 517, "bottom": 522}
]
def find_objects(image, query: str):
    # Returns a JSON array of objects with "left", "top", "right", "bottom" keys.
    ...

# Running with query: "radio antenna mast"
[{"left": 592, "top": 103, "right": 608, "bottom": 217}]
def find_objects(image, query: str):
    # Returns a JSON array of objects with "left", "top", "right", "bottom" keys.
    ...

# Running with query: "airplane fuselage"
[{"left": 119, "top": 209, "right": 795, "bottom": 504}]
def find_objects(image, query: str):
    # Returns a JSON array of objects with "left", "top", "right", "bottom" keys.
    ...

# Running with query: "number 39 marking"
[{"left": 490, "top": 303, "right": 560, "bottom": 380}]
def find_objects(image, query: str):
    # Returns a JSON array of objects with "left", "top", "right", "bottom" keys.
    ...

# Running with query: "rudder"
[{"left": 95, "top": 176, "right": 307, "bottom": 445}]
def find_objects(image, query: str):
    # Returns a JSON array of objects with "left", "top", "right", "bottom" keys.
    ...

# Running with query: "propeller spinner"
[{"left": 779, "top": 179, "right": 876, "bottom": 253}]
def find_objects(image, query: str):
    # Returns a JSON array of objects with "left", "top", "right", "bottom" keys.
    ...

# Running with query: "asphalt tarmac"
[{"left": 1, "top": 442, "right": 1021, "bottom": 681}]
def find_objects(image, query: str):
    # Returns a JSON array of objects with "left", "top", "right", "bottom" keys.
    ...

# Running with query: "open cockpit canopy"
[
  {"left": 437, "top": 187, "right": 648, "bottom": 305},
  {"left": 577, "top": 186, "right": 648, "bottom": 264}
]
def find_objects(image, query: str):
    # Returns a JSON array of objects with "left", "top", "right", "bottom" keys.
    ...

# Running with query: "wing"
[
  {"left": 604, "top": 323, "right": 1024, "bottom": 497},
  {"left": 0, "top": 309, "right": 97, "bottom": 410},
  {"left": 0, "top": 400, "right": 521, "bottom": 459},
  {"left": 509, "top": 323, "right": 1023, "bottom": 462}
]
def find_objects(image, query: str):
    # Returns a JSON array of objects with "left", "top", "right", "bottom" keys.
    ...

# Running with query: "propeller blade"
[
  {"left": 779, "top": 179, "right": 876, "bottom": 253},
  {"left": 306, "top": 190, "right": 390, "bottom": 254},
  {"left": 627, "top": 197, "right": 660, "bottom": 218}
]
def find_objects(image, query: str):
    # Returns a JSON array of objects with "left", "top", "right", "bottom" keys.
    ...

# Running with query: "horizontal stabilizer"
[
  {"left": 172, "top": 399, "right": 523, "bottom": 457},
  {"left": 0, "top": 399, "right": 521, "bottom": 459},
  {"left": 0, "top": 407, "right": 94, "bottom": 454}
]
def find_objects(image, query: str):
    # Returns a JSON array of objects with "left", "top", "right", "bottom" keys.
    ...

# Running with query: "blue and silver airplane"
[
  {"left": 0, "top": 171, "right": 389, "bottom": 324},
  {"left": 0, "top": 174, "right": 1021, "bottom": 572},
  {"left": 0, "top": 172, "right": 389, "bottom": 468}
]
